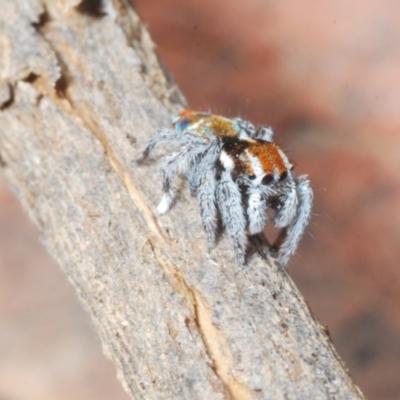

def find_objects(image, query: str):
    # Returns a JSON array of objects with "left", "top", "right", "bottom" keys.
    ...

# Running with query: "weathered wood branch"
[{"left": 0, "top": 0, "right": 364, "bottom": 399}]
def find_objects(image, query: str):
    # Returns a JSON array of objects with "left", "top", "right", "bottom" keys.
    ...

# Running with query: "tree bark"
[{"left": 0, "top": 1, "right": 364, "bottom": 399}]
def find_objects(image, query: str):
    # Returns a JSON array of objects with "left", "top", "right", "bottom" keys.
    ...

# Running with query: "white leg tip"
[{"left": 157, "top": 194, "right": 172, "bottom": 214}]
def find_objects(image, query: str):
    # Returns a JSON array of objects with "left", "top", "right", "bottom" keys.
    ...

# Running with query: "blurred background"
[{"left": 1, "top": 0, "right": 400, "bottom": 399}]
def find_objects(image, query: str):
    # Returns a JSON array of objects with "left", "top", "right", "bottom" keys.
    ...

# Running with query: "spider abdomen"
[{"left": 221, "top": 138, "right": 288, "bottom": 186}]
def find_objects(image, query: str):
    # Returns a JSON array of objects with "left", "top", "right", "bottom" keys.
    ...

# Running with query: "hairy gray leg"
[
  {"left": 216, "top": 170, "right": 247, "bottom": 264},
  {"left": 196, "top": 168, "right": 219, "bottom": 249},
  {"left": 273, "top": 181, "right": 298, "bottom": 228},
  {"left": 187, "top": 140, "right": 221, "bottom": 196},
  {"left": 275, "top": 175, "right": 313, "bottom": 266},
  {"left": 136, "top": 128, "right": 208, "bottom": 163},
  {"left": 186, "top": 142, "right": 221, "bottom": 248},
  {"left": 251, "top": 125, "right": 274, "bottom": 142},
  {"left": 157, "top": 142, "right": 209, "bottom": 214},
  {"left": 247, "top": 187, "right": 268, "bottom": 235}
]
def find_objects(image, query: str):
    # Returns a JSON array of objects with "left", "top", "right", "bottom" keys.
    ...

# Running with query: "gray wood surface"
[{"left": 0, "top": 0, "right": 365, "bottom": 399}]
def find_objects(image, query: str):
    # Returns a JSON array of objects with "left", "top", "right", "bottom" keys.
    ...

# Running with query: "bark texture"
[{"left": 0, "top": 0, "right": 365, "bottom": 399}]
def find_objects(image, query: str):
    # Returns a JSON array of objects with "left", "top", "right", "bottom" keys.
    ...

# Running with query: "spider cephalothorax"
[{"left": 138, "top": 110, "right": 313, "bottom": 266}]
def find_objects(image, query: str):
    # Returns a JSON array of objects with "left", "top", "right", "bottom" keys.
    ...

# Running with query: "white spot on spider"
[
  {"left": 245, "top": 150, "right": 265, "bottom": 184},
  {"left": 157, "top": 194, "right": 173, "bottom": 214},
  {"left": 220, "top": 151, "right": 235, "bottom": 171},
  {"left": 277, "top": 148, "right": 292, "bottom": 170}
]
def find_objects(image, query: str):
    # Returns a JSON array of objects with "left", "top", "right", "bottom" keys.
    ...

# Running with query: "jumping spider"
[{"left": 137, "top": 110, "right": 313, "bottom": 266}]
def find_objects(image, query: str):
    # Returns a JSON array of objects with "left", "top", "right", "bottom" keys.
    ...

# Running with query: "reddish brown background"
[{"left": 1, "top": 1, "right": 400, "bottom": 399}]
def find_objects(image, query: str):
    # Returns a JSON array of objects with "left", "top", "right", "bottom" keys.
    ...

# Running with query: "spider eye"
[
  {"left": 279, "top": 171, "right": 288, "bottom": 181},
  {"left": 261, "top": 174, "right": 274, "bottom": 185}
]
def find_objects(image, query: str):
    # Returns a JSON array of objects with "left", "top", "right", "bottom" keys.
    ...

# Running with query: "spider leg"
[
  {"left": 157, "top": 142, "right": 209, "bottom": 214},
  {"left": 216, "top": 170, "right": 247, "bottom": 264},
  {"left": 251, "top": 125, "right": 274, "bottom": 142},
  {"left": 196, "top": 167, "right": 219, "bottom": 249},
  {"left": 250, "top": 233, "right": 272, "bottom": 260},
  {"left": 187, "top": 140, "right": 221, "bottom": 195},
  {"left": 273, "top": 181, "right": 298, "bottom": 228},
  {"left": 274, "top": 175, "right": 313, "bottom": 266},
  {"left": 137, "top": 128, "right": 178, "bottom": 162},
  {"left": 136, "top": 128, "right": 208, "bottom": 162},
  {"left": 187, "top": 141, "right": 221, "bottom": 248},
  {"left": 247, "top": 186, "right": 268, "bottom": 235}
]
